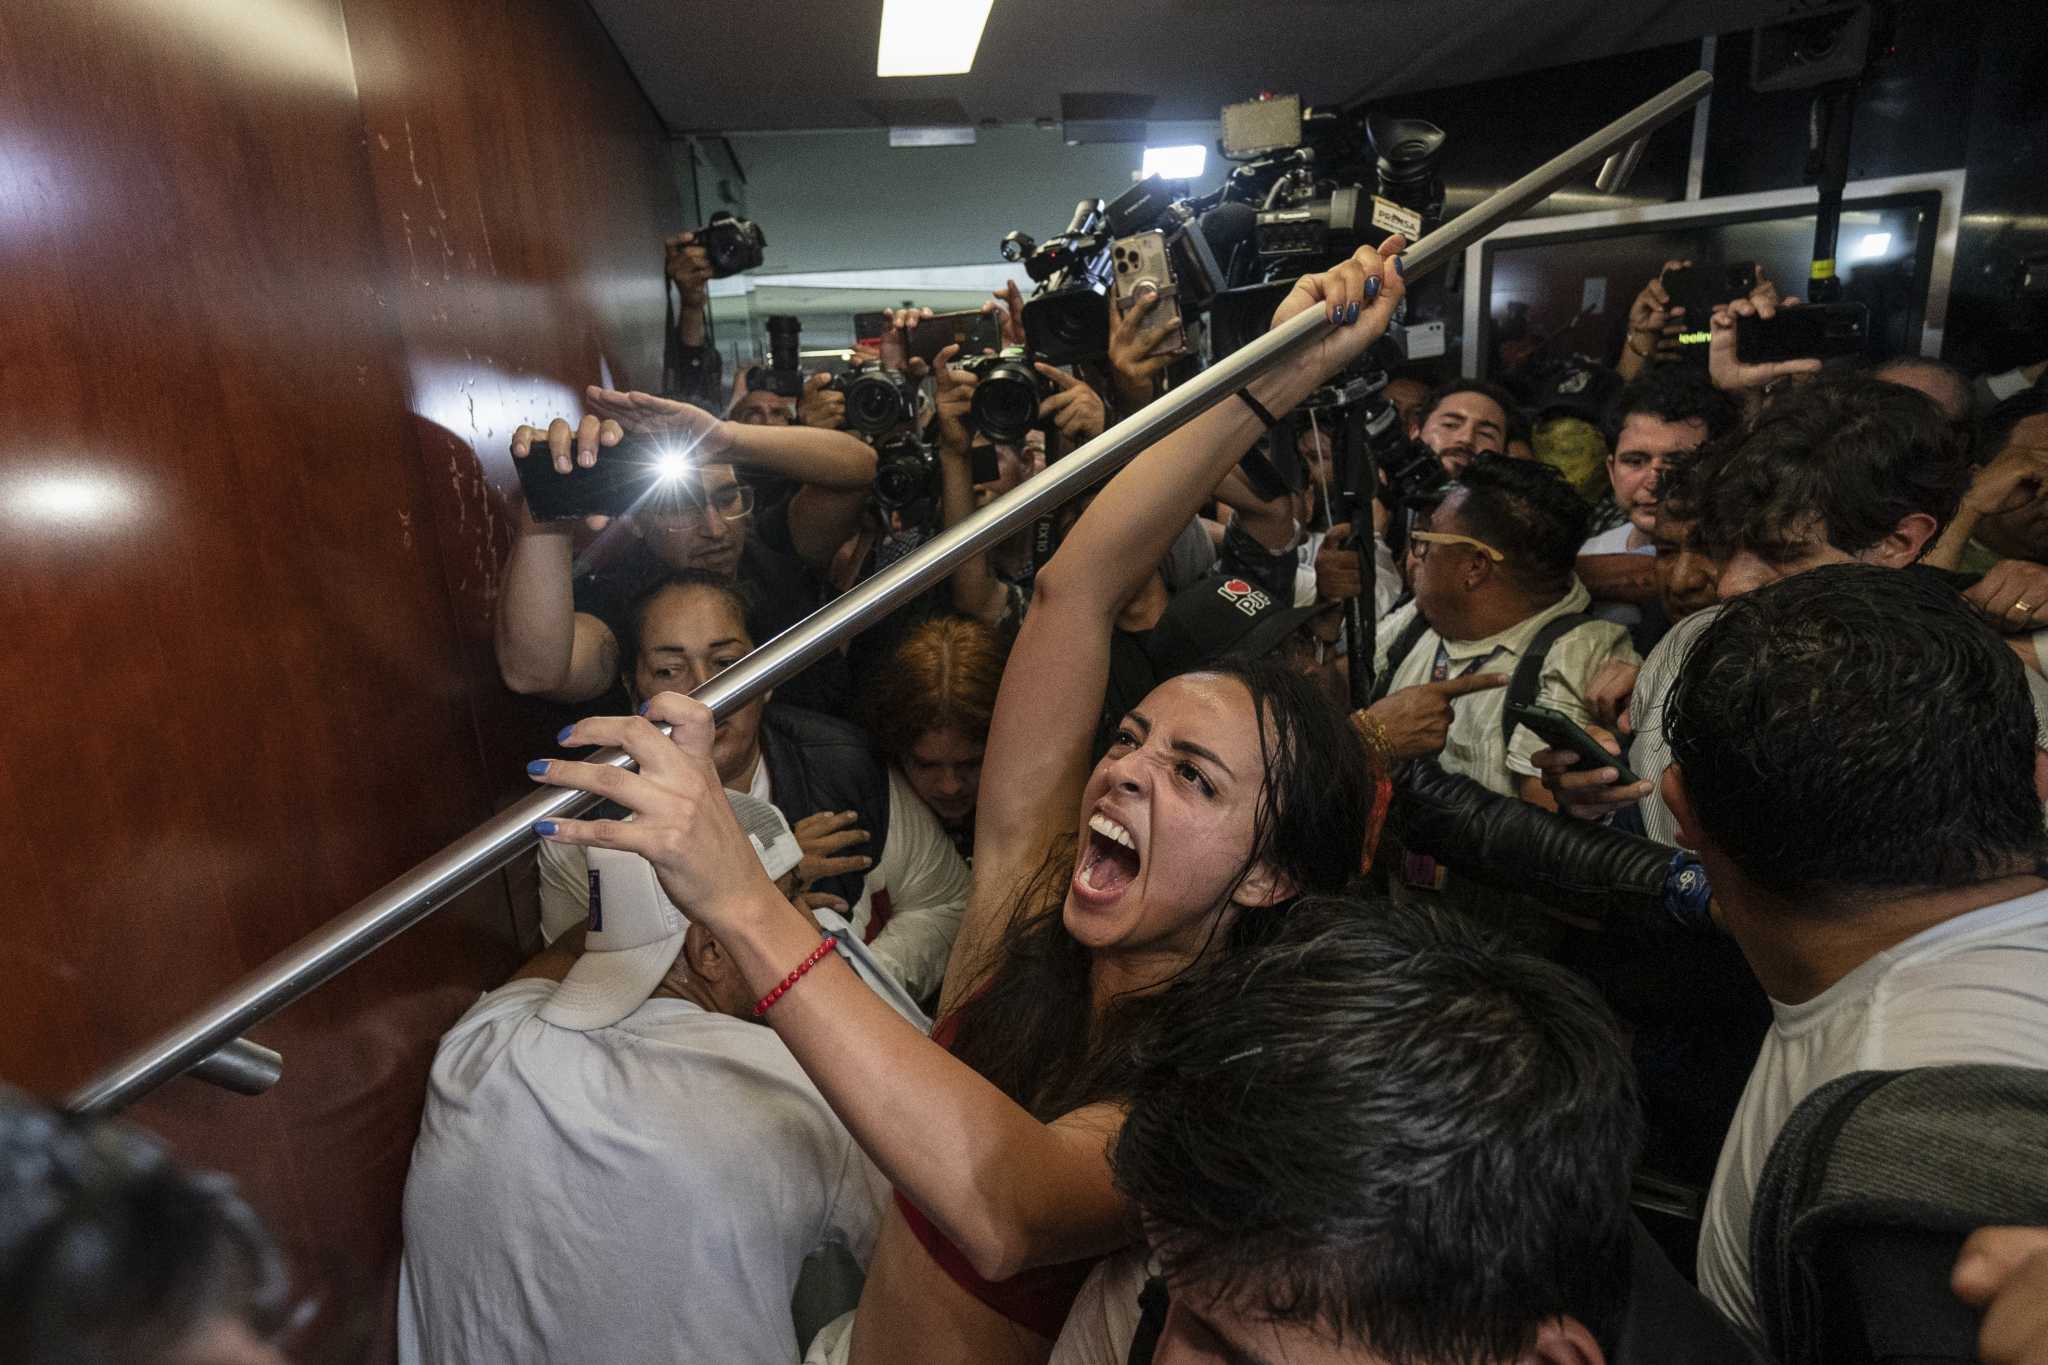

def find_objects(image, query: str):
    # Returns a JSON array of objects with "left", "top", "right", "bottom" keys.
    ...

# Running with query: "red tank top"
[{"left": 889, "top": 1009, "right": 1102, "bottom": 1341}]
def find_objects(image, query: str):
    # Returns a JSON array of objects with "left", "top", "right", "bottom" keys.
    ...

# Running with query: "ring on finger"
[{"left": 2010, "top": 598, "right": 2036, "bottom": 621}]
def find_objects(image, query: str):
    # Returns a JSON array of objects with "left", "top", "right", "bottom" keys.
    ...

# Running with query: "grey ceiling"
[{"left": 589, "top": 0, "right": 1807, "bottom": 135}]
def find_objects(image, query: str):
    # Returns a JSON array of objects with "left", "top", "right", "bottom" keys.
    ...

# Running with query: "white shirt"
[
  {"left": 1374, "top": 579, "right": 1641, "bottom": 798},
  {"left": 1050, "top": 1251, "right": 1150, "bottom": 1365},
  {"left": 1697, "top": 888, "right": 2048, "bottom": 1335},
  {"left": 1580, "top": 523, "right": 1656, "bottom": 629},
  {"left": 537, "top": 769, "right": 968, "bottom": 1000},
  {"left": 397, "top": 980, "right": 887, "bottom": 1365},
  {"left": 1291, "top": 529, "right": 1403, "bottom": 620}
]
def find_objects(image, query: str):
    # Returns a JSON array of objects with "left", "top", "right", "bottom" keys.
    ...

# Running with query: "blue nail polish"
[
  {"left": 534, "top": 820, "right": 558, "bottom": 837},
  {"left": 1394, "top": 255, "right": 1406, "bottom": 276},
  {"left": 557, "top": 725, "right": 576, "bottom": 744},
  {"left": 1328, "top": 304, "right": 1342, "bottom": 324},
  {"left": 1365, "top": 277, "right": 1381, "bottom": 303},
  {"left": 637, "top": 701, "right": 652, "bottom": 717},
  {"left": 1347, "top": 302, "right": 1361, "bottom": 323},
  {"left": 527, "top": 759, "right": 550, "bottom": 776}
]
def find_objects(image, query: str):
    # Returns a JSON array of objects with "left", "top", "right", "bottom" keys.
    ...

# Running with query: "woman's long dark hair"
[{"left": 949, "top": 657, "right": 1373, "bottom": 1121}]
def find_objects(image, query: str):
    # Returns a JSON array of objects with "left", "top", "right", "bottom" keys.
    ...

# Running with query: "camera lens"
[
  {"left": 843, "top": 370, "right": 910, "bottom": 437},
  {"left": 872, "top": 437, "right": 933, "bottom": 511},
  {"left": 969, "top": 359, "right": 1042, "bottom": 446}
]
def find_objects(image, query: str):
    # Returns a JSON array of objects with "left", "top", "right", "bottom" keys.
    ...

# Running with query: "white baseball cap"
[{"left": 536, "top": 789, "right": 802, "bottom": 1031}]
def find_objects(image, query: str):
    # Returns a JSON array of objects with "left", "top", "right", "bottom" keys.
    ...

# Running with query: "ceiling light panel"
[{"left": 877, "top": 0, "right": 995, "bottom": 77}]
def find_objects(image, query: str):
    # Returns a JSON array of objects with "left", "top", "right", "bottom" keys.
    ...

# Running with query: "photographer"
[
  {"left": 662, "top": 229, "right": 723, "bottom": 411},
  {"left": 1614, "top": 259, "right": 1691, "bottom": 382},
  {"left": 495, "top": 389, "right": 875, "bottom": 717}
]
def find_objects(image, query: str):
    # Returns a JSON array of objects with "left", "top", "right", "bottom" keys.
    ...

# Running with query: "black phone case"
[
  {"left": 1735, "top": 303, "right": 1871, "bottom": 364},
  {"left": 910, "top": 313, "right": 1003, "bottom": 363},
  {"left": 512, "top": 438, "right": 670, "bottom": 522},
  {"left": 1503, "top": 702, "right": 1639, "bottom": 784}
]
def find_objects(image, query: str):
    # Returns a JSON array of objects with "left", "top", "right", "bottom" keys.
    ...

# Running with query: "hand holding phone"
[{"left": 1508, "top": 701, "right": 1642, "bottom": 785}]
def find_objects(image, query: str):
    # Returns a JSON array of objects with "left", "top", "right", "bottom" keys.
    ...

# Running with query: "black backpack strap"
[
  {"left": 1500, "top": 612, "right": 1597, "bottom": 750},
  {"left": 1369, "top": 611, "right": 1434, "bottom": 704}
]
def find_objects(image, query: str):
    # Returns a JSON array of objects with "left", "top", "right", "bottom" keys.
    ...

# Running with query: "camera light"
[
  {"left": 1141, "top": 145, "right": 1207, "bottom": 181},
  {"left": 653, "top": 451, "right": 691, "bottom": 483},
  {"left": 876, "top": 0, "right": 994, "bottom": 77},
  {"left": 1852, "top": 232, "right": 1893, "bottom": 260}
]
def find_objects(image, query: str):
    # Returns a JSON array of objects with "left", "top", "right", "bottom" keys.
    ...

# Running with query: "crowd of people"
[{"left": 10, "top": 228, "right": 2048, "bottom": 1365}]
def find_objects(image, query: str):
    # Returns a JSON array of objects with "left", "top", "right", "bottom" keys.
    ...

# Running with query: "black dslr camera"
[
  {"left": 687, "top": 211, "right": 768, "bottom": 278},
  {"left": 959, "top": 347, "right": 1050, "bottom": 445},
  {"left": 873, "top": 431, "right": 938, "bottom": 513},
  {"left": 744, "top": 314, "right": 805, "bottom": 399},
  {"left": 831, "top": 362, "right": 921, "bottom": 438}
]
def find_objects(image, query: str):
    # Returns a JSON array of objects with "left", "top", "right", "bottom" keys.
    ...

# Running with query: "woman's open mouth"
[{"left": 1073, "top": 811, "right": 1142, "bottom": 902}]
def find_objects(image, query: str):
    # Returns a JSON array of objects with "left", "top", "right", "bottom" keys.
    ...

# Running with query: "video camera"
[
  {"left": 1001, "top": 175, "right": 1228, "bottom": 366},
  {"left": 682, "top": 211, "right": 768, "bottom": 279},
  {"left": 1292, "top": 353, "right": 1446, "bottom": 513}
]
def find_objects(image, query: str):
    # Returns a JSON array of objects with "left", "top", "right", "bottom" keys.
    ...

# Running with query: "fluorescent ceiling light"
[
  {"left": 1142, "top": 144, "right": 1207, "bottom": 180},
  {"left": 1852, "top": 231, "right": 1892, "bottom": 260},
  {"left": 877, "top": 0, "right": 994, "bottom": 77}
]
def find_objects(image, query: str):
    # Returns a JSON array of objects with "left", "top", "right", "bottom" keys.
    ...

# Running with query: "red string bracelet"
[{"left": 753, "top": 936, "right": 836, "bottom": 1018}]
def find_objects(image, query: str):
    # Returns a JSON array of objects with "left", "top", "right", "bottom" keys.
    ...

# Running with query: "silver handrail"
[{"left": 64, "top": 71, "right": 1711, "bottom": 1116}]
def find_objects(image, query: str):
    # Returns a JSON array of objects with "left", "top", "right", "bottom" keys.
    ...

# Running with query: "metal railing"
[{"left": 64, "top": 70, "right": 1712, "bottom": 1115}]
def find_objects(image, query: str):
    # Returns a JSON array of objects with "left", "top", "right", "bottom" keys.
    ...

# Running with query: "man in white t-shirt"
[
  {"left": 1657, "top": 566, "right": 2048, "bottom": 1338},
  {"left": 1577, "top": 370, "right": 1736, "bottom": 633},
  {"left": 398, "top": 791, "right": 887, "bottom": 1365}
]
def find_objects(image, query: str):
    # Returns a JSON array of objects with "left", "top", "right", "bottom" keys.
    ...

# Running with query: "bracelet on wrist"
[{"left": 753, "top": 935, "right": 836, "bottom": 1018}]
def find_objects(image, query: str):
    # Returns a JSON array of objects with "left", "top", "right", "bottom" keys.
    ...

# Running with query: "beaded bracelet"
[{"left": 753, "top": 936, "right": 836, "bottom": 1018}]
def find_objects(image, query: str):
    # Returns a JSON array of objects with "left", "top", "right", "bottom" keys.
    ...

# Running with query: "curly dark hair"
[
  {"left": 1691, "top": 373, "right": 1971, "bottom": 564},
  {"left": 1665, "top": 563, "right": 2048, "bottom": 903},
  {"left": 1422, "top": 378, "right": 1522, "bottom": 438},
  {"left": 1113, "top": 900, "right": 1640, "bottom": 1363},
  {"left": 1608, "top": 366, "right": 1740, "bottom": 447},
  {"left": 1444, "top": 454, "right": 1591, "bottom": 594}
]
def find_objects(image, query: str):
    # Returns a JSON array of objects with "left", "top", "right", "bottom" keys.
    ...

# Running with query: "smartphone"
[
  {"left": 1110, "top": 229, "right": 1189, "bottom": 358},
  {"left": 907, "top": 310, "right": 1003, "bottom": 365},
  {"left": 1735, "top": 302, "right": 1871, "bottom": 364},
  {"left": 512, "top": 432, "right": 687, "bottom": 522},
  {"left": 1503, "top": 701, "right": 1639, "bottom": 785},
  {"left": 852, "top": 311, "right": 889, "bottom": 351}
]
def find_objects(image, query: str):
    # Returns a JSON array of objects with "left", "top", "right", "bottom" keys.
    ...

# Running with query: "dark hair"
[
  {"left": 1422, "top": 378, "right": 1521, "bottom": 436},
  {"left": 1665, "top": 563, "right": 2048, "bottom": 902},
  {"left": 1608, "top": 366, "right": 1739, "bottom": 447},
  {"left": 863, "top": 615, "right": 1006, "bottom": 765},
  {"left": 0, "top": 1089, "right": 289, "bottom": 1365},
  {"left": 1692, "top": 373, "right": 1971, "bottom": 563},
  {"left": 1982, "top": 385, "right": 2048, "bottom": 460},
  {"left": 1113, "top": 900, "right": 1640, "bottom": 1362},
  {"left": 1444, "top": 454, "right": 1590, "bottom": 593},
  {"left": 948, "top": 657, "right": 1373, "bottom": 1120},
  {"left": 622, "top": 569, "right": 756, "bottom": 672}
]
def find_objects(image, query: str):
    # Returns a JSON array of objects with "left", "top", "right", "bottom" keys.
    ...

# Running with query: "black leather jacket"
[{"left": 1392, "top": 759, "right": 1685, "bottom": 933}]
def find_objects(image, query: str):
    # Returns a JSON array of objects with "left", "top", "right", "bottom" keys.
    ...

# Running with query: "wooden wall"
[{"left": 0, "top": 0, "right": 675, "bottom": 1348}]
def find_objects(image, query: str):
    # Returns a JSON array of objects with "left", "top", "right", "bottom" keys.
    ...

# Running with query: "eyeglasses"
[
  {"left": 1410, "top": 530, "right": 1505, "bottom": 562},
  {"left": 649, "top": 483, "right": 755, "bottom": 524}
]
